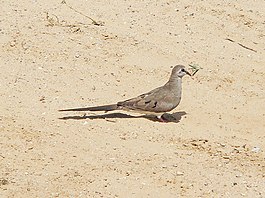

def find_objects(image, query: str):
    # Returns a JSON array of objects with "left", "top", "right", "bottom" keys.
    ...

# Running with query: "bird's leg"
[{"left": 157, "top": 115, "right": 168, "bottom": 123}]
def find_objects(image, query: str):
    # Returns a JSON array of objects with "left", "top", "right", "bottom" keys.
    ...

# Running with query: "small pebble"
[
  {"left": 251, "top": 147, "right": 260, "bottom": 152},
  {"left": 176, "top": 171, "right": 184, "bottom": 176}
]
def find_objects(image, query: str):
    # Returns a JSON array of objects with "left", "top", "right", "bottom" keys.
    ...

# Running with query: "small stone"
[
  {"left": 10, "top": 41, "right": 16, "bottom": 47},
  {"left": 0, "top": 178, "right": 8, "bottom": 185},
  {"left": 251, "top": 147, "right": 260, "bottom": 152},
  {"left": 176, "top": 171, "right": 184, "bottom": 176},
  {"left": 39, "top": 96, "right": 45, "bottom": 102}
]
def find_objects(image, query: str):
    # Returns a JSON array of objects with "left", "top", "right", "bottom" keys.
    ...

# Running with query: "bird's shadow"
[{"left": 59, "top": 111, "right": 187, "bottom": 123}]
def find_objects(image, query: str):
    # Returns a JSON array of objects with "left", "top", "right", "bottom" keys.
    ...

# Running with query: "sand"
[{"left": 0, "top": 0, "right": 264, "bottom": 197}]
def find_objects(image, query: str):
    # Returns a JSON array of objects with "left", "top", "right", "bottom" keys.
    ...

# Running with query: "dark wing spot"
[
  {"left": 140, "top": 94, "right": 148, "bottom": 98},
  {"left": 145, "top": 100, "right": 151, "bottom": 104},
  {"left": 152, "top": 101, "right": 157, "bottom": 108}
]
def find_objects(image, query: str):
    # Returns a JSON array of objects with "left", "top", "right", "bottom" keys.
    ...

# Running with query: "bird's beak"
[{"left": 184, "top": 69, "right": 192, "bottom": 76}]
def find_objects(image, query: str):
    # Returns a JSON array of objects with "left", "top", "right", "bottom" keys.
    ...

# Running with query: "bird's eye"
[{"left": 181, "top": 69, "right": 185, "bottom": 72}]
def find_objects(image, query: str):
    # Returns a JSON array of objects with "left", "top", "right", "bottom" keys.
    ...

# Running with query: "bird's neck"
[
  {"left": 167, "top": 76, "right": 182, "bottom": 86},
  {"left": 166, "top": 76, "right": 182, "bottom": 95}
]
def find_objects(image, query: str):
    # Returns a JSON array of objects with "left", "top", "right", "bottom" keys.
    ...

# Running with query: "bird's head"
[{"left": 171, "top": 65, "right": 191, "bottom": 78}]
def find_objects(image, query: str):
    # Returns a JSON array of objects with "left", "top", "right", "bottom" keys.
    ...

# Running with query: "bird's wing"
[{"left": 118, "top": 86, "right": 176, "bottom": 113}]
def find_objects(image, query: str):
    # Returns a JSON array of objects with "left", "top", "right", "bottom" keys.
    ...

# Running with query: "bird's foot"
[{"left": 157, "top": 115, "right": 169, "bottom": 123}]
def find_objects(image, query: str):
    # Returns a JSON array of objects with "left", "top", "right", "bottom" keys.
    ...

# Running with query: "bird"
[{"left": 59, "top": 65, "right": 191, "bottom": 122}]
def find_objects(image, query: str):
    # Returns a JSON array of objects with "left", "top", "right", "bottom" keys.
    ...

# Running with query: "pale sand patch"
[{"left": 0, "top": 0, "right": 264, "bottom": 197}]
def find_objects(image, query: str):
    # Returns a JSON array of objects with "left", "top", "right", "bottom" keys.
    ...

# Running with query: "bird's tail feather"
[{"left": 59, "top": 104, "right": 118, "bottom": 112}]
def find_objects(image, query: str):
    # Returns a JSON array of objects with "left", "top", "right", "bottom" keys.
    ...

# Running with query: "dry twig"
[
  {"left": 225, "top": 38, "right": 257, "bottom": 53},
  {"left": 189, "top": 64, "right": 202, "bottom": 76},
  {"left": 61, "top": 0, "right": 104, "bottom": 26}
]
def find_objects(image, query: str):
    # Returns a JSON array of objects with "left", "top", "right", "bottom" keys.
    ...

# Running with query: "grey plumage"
[{"left": 59, "top": 65, "right": 191, "bottom": 116}]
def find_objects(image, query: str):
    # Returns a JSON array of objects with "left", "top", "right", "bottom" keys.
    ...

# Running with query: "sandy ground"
[{"left": 0, "top": 0, "right": 265, "bottom": 197}]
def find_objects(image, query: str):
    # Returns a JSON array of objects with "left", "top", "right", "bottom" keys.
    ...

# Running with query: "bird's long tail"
[{"left": 59, "top": 104, "right": 118, "bottom": 112}]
